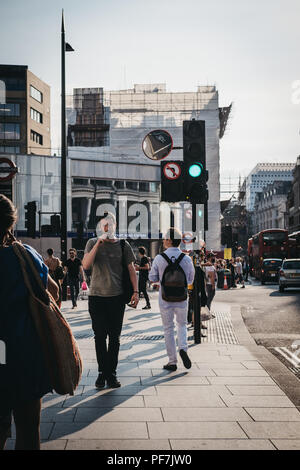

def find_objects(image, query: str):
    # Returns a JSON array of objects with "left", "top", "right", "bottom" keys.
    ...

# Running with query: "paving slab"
[
  {"left": 144, "top": 395, "right": 226, "bottom": 408},
  {"left": 213, "top": 369, "right": 269, "bottom": 377},
  {"left": 161, "top": 407, "right": 252, "bottom": 422},
  {"left": 50, "top": 422, "right": 149, "bottom": 440},
  {"left": 220, "top": 395, "right": 295, "bottom": 408},
  {"left": 41, "top": 407, "right": 78, "bottom": 423},
  {"left": 148, "top": 422, "right": 247, "bottom": 439},
  {"left": 239, "top": 422, "right": 300, "bottom": 439},
  {"left": 271, "top": 440, "right": 300, "bottom": 450},
  {"left": 245, "top": 408, "right": 300, "bottom": 422},
  {"left": 208, "top": 376, "right": 276, "bottom": 386},
  {"left": 170, "top": 439, "right": 276, "bottom": 450},
  {"left": 74, "top": 407, "right": 163, "bottom": 422},
  {"left": 141, "top": 375, "right": 210, "bottom": 386},
  {"left": 65, "top": 439, "right": 171, "bottom": 450},
  {"left": 226, "top": 385, "right": 285, "bottom": 396},
  {"left": 62, "top": 394, "right": 145, "bottom": 408}
]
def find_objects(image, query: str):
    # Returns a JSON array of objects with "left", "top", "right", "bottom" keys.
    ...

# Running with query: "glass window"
[
  {"left": 30, "top": 130, "right": 43, "bottom": 145},
  {"left": 0, "top": 123, "right": 20, "bottom": 139},
  {"left": 30, "top": 107, "right": 43, "bottom": 123},
  {"left": 262, "top": 232, "right": 286, "bottom": 245},
  {"left": 282, "top": 260, "right": 300, "bottom": 270},
  {"left": 0, "top": 78, "right": 25, "bottom": 91},
  {"left": 0, "top": 145, "right": 20, "bottom": 153},
  {"left": 30, "top": 85, "right": 43, "bottom": 103},
  {"left": 0, "top": 103, "right": 20, "bottom": 116}
]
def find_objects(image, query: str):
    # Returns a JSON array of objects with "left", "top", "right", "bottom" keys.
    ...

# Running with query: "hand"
[
  {"left": 97, "top": 233, "right": 108, "bottom": 245},
  {"left": 129, "top": 292, "right": 139, "bottom": 308}
]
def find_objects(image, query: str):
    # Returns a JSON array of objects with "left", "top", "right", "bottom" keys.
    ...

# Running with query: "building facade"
[
  {"left": 0, "top": 65, "right": 51, "bottom": 155},
  {"left": 245, "top": 163, "right": 295, "bottom": 211},
  {"left": 253, "top": 180, "right": 291, "bottom": 233},
  {"left": 287, "top": 156, "right": 300, "bottom": 233}
]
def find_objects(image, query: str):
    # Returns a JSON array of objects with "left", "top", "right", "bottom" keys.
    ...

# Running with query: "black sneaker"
[
  {"left": 179, "top": 349, "right": 192, "bottom": 369},
  {"left": 95, "top": 373, "right": 106, "bottom": 389},
  {"left": 142, "top": 305, "right": 151, "bottom": 310},
  {"left": 163, "top": 363, "right": 177, "bottom": 372},
  {"left": 107, "top": 376, "right": 121, "bottom": 388}
]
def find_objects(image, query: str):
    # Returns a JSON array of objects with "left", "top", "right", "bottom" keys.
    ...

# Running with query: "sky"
[{"left": 1, "top": 0, "right": 300, "bottom": 197}]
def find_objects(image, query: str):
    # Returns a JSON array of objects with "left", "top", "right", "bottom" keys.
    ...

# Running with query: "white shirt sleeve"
[{"left": 148, "top": 256, "right": 160, "bottom": 283}]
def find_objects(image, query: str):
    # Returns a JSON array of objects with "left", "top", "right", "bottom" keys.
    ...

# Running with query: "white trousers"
[{"left": 160, "top": 306, "right": 188, "bottom": 364}]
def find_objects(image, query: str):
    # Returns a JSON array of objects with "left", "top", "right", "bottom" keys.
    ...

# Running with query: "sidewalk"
[{"left": 6, "top": 291, "right": 300, "bottom": 450}]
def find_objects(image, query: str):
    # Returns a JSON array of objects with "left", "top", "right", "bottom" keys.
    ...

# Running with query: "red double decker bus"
[{"left": 250, "top": 229, "right": 289, "bottom": 279}]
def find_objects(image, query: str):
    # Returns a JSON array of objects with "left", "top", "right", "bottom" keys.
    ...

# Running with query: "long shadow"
[{"left": 42, "top": 369, "right": 189, "bottom": 442}]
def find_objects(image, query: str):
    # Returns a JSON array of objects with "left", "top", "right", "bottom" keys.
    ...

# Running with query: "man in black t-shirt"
[
  {"left": 64, "top": 248, "right": 86, "bottom": 308},
  {"left": 136, "top": 246, "right": 151, "bottom": 309}
]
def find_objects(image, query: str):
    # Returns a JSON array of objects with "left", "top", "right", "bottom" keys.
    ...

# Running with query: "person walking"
[
  {"left": 149, "top": 228, "right": 195, "bottom": 372},
  {"left": 82, "top": 212, "right": 139, "bottom": 389},
  {"left": 205, "top": 254, "right": 217, "bottom": 310},
  {"left": 0, "top": 194, "right": 59, "bottom": 450},
  {"left": 228, "top": 258, "right": 237, "bottom": 288},
  {"left": 63, "top": 248, "right": 86, "bottom": 309},
  {"left": 136, "top": 246, "right": 151, "bottom": 309},
  {"left": 235, "top": 257, "right": 245, "bottom": 288},
  {"left": 45, "top": 248, "right": 64, "bottom": 307}
]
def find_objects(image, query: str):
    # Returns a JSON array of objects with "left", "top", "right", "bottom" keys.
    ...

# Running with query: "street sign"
[
  {"left": 0, "top": 158, "right": 18, "bottom": 182},
  {"left": 142, "top": 129, "right": 173, "bottom": 161},
  {"left": 163, "top": 162, "right": 182, "bottom": 180}
]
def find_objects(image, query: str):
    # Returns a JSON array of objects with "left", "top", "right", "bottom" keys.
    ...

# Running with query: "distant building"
[
  {"left": 287, "top": 156, "right": 300, "bottom": 233},
  {"left": 253, "top": 180, "right": 292, "bottom": 233},
  {"left": 245, "top": 163, "right": 295, "bottom": 211},
  {"left": 0, "top": 64, "right": 51, "bottom": 155}
]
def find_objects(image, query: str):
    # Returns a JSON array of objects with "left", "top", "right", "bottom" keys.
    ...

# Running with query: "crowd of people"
[{"left": 0, "top": 194, "right": 249, "bottom": 450}]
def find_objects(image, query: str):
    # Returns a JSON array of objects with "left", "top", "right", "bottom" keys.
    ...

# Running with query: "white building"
[
  {"left": 245, "top": 163, "right": 295, "bottom": 211},
  {"left": 68, "top": 84, "right": 231, "bottom": 250}
]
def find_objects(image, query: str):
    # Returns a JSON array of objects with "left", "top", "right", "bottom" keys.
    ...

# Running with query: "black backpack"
[{"left": 160, "top": 253, "right": 188, "bottom": 302}]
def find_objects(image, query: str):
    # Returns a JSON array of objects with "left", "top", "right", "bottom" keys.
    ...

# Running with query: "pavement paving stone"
[
  {"left": 208, "top": 376, "right": 276, "bottom": 386},
  {"left": 239, "top": 422, "right": 300, "bottom": 439},
  {"left": 155, "top": 385, "right": 231, "bottom": 397},
  {"left": 271, "top": 440, "right": 300, "bottom": 450},
  {"left": 74, "top": 407, "right": 163, "bottom": 422},
  {"left": 245, "top": 408, "right": 300, "bottom": 422},
  {"left": 161, "top": 407, "right": 252, "bottom": 422},
  {"left": 49, "top": 422, "right": 149, "bottom": 440},
  {"left": 170, "top": 439, "right": 276, "bottom": 450},
  {"left": 79, "top": 385, "right": 157, "bottom": 397},
  {"left": 213, "top": 369, "right": 269, "bottom": 377},
  {"left": 195, "top": 362, "right": 248, "bottom": 370},
  {"left": 65, "top": 439, "right": 171, "bottom": 450},
  {"left": 62, "top": 394, "right": 145, "bottom": 408},
  {"left": 220, "top": 395, "right": 295, "bottom": 408},
  {"left": 148, "top": 422, "right": 248, "bottom": 439},
  {"left": 144, "top": 394, "right": 226, "bottom": 408},
  {"left": 242, "top": 361, "right": 265, "bottom": 370},
  {"left": 226, "top": 385, "right": 285, "bottom": 396},
  {"left": 41, "top": 407, "right": 78, "bottom": 423},
  {"left": 141, "top": 375, "right": 210, "bottom": 386},
  {"left": 151, "top": 368, "right": 217, "bottom": 377}
]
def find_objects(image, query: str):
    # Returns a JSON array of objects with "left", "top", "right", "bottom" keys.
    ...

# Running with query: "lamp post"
[{"left": 61, "top": 10, "right": 74, "bottom": 299}]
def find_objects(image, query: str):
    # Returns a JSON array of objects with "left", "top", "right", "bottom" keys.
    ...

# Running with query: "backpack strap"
[
  {"left": 174, "top": 252, "right": 186, "bottom": 267},
  {"left": 160, "top": 253, "right": 172, "bottom": 265}
]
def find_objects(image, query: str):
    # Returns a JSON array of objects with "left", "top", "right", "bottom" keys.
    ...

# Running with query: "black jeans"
[
  {"left": 69, "top": 277, "right": 80, "bottom": 306},
  {"left": 139, "top": 276, "right": 150, "bottom": 306},
  {"left": 88, "top": 295, "right": 125, "bottom": 379}
]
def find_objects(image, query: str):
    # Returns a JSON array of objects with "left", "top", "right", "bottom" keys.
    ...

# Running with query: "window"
[
  {"left": 30, "top": 85, "right": 43, "bottom": 103},
  {"left": 0, "top": 123, "right": 20, "bottom": 139},
  {"left": 30, "top": 130, "right": 43, "bottom": 145},
  {"left": 30, "top": 107, "right": 43, "bottom": 123},
  {"left": 0, "top": 146, "right": 20, "bottom": 153},
  {"left": 0, "top": 78, "right": 25, "bottom": 91},
  {"left": 0, "top": 103, "right": 20, "bottom": 116}
]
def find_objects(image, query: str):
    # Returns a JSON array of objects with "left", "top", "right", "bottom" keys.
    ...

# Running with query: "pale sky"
[{"left": 1, "top": 0, "right": 300, "bottom": 197}]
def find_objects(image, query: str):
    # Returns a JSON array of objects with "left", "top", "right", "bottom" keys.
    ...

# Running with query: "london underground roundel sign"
[{"left": 0, "top": 158, "right": 18, "bottom": 182}]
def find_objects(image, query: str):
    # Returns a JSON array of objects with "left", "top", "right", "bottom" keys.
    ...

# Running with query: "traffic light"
[
  {"left": 222, "top": 225, "right": 232, "bottom": 248},
  {"left": 24, "top": 201, "right": 36, "bottom": 238},
  {"left": 160, "top": 160, "right": 184, "bottom": 202},
  {"left": 183, "top": 120, "right": 208, "bottom": 203},
  {"left": 50, "top": 215, "right": 61, "bottom": 235},
  {"left": 76, "top": 221, "right": 84, "bottom": 240}
]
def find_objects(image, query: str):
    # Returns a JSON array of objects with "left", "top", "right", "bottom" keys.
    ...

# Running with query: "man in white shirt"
[
  {"left": 235, "top": 257, "right": 245, "bottom": 288},
  {"left": 149, "top": 228, "right": 195, "bottom": 372},
  {"left": 205, "top": 254, "right": 217, "bottom": 310}
]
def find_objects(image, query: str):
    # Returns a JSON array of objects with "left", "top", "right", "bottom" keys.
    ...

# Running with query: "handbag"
[
  {"left": 12, "top": 242, "right": 82, "bottom": 395},
  {"left": 120, "top": 239, "right": 133, "bottom": 305}
]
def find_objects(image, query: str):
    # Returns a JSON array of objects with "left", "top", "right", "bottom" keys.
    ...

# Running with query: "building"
[
  {"left": 67, "top": 83, "right": 231, "bottom": 251},
  {"left": 287, "top": 156, "right": 300, "bottom": 233},
  {"left": 0, "top": 65, "right": 51, "bottom": 155},
  {"left": 245, "top": 163, "right": 295, "bottom": 211},
  {"left": 253, "top": 180, "right": 292, "bottom": 233}
]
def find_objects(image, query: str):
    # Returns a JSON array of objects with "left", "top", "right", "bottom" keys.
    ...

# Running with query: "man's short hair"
[
  {"left": 164, "top": 227, "right": 182, "bottom": 247},
  {"left": 69, "top": 248, "right": 77, "bottom": 254},
  {"left": 47, "top": 248, "right": 54, "bottom": 256},
  {"left": 99, "top": 211, "right": 116, "bottom": 225},
  {"left": 138, "top": 246, "right": 146, "bottom": 255}
]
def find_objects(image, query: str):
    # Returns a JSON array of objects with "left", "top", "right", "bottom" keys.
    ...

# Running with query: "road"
[{"left": 215, "top": 279, "right": 300, "bottom": 377}]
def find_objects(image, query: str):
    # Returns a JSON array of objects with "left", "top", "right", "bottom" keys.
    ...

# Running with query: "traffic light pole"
[{"left": 192, "top": 203, "right": 203, "bottom": 344}]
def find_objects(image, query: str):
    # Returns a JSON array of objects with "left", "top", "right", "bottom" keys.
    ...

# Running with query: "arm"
[
  {"left": 148, "top": 257, "right": 159, "bottom": 283},
  {"left": 82, "top": 238, "right": 103, "bottom": 270},
  {"left": 128, "top": 262, "right": 139, "bottom": 308},
  {"left": 208, "top": 269, "right": 215, "bottom": 288},
  {"left": 80, "top": 265, "right": 86, "bottom": 282}
]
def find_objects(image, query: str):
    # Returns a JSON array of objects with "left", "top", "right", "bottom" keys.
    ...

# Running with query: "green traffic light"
[{"left": 189, "top": 163, "right": 203, "bottom": 178}]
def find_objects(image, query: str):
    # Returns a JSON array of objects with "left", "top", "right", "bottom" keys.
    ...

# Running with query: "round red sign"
[{"left": 0, "top": 158, "right": 18, "bottom": 182}]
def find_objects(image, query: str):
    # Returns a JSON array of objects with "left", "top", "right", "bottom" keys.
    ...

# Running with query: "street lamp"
[{"left": 61, "top": 10, "right": 74, "bottom": 270}]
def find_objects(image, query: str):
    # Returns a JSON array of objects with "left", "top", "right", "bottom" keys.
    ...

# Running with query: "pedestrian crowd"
[{"left": 0, "top": 195, "right": 248, "bottom": 450}]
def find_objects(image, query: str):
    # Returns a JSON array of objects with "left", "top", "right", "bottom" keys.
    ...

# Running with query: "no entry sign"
[{"left": 0, "top": 158, "right": 18, "bottom": 182}]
